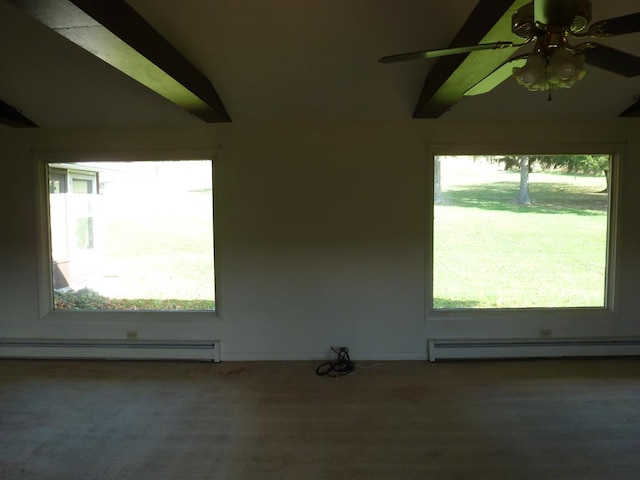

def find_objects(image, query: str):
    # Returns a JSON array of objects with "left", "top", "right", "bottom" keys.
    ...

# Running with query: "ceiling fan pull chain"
[{"left": 546, "top": 63, "right": 552, "bottom": 101}]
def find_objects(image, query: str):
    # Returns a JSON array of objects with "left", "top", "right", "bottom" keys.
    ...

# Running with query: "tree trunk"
[
  {"left": 517, "top": 156, "right": 531, "bottom": 205},
  {"left": 434, "top": 157, "right": 443, "bottom": 204},
  {"left": 600, "top": 168, "right": 609, "bottom": 193}
]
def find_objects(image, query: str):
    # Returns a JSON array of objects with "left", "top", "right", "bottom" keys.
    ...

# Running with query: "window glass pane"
[
  {"left": 50, "top": 179, "right": 65, "bottom": 194},
  {"left": 49, "top": 160, "right": 215, "bottom": 311},
  {"left": 49, "top": 169, "right": 67, "bottom": 194},
  {"left": 72, "top": 178, "right": 92, "bottom": 194},
  {"left": 433, "top": 154, "right": 610, "bottom": 309},
  {"left": 75, "top": 217, "right": 94, "bottom": 250}
]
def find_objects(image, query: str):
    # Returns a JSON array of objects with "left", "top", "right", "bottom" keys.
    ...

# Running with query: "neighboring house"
[{"left": 49, "top": 163, "right": 101, "bottom": 290}]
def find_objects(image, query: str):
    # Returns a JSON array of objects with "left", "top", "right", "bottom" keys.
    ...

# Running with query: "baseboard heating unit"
[
  {"left": 0, "top": 339, "right": 220, "bottom": 362},
  {"left": 428, "top": 338, "right": 640, "bottom": 362}
]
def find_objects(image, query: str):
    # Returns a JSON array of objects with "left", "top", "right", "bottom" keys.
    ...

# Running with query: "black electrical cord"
[{"left": 316, "top": 347, "right": 356, "bottom": 377}]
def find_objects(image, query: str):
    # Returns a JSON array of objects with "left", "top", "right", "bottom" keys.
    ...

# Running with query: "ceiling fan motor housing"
[
  {"left": 512, "top": 3, "right": 537, "bottom": 38},
  {"left": 513, "top": 0, "right": 592, "bottom": 38}
]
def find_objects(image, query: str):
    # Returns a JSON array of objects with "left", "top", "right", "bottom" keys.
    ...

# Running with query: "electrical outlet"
[
  {"left": 126, "top": 330, "right": 138, "bottom": 340},
  {"left": 539, "top": 329, "right": 552, "bottom": 338}
]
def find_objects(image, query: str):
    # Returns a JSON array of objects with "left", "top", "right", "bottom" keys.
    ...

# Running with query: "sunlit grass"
[
  {"left": 53, "top": 161, "right": 215, "bottom": 311},
  {"left": 97, "top": 191, "right": 215, "bottom": 303},
  {"left": 433, "top": 167, "right": 609, "bottom": 309}
]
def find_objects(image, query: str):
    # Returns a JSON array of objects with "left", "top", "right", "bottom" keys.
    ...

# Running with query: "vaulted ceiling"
[{"left": 1, "top": 0, "right": 639, "bottom": 128}]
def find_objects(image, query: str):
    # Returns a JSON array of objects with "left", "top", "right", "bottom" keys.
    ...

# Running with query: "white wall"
[{"left": 1, "top": 119, "right": 639, "bottom": 360}]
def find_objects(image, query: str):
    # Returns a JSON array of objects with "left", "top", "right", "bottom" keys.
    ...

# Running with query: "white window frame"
[
  {"left": 34, "top": 149, "right": 220, "bottom": 322},
  {"left": 426, "top": 143, "right": 621, "bottom": 322}
]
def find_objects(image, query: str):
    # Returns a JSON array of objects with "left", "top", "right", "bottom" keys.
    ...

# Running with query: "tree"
[
  {"left": 516, "top": 156, "right": 532, "bottom": 205},
  {"left": 495, "top": 154, "right": 609, "bottom": 202},
  {"left": 434, "top": 156, "right": 443, "bottom": 204},
  {"left": 601, "top": 168, "right": 609, "bottom": 193},
  {"left": 492, "top": 154, "right": 536, "bottom": 204}
]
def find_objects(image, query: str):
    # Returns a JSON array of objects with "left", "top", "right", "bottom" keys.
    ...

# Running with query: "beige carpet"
[{"left": 1, "top": 358, "right": 640, "bottom": 479}]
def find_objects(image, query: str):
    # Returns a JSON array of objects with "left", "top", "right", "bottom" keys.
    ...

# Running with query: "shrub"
[{"left": 53, "top": 288, "right": 214, "bottom": 311}]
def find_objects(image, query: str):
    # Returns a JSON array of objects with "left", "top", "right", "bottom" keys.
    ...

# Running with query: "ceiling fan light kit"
[
  {"left": 512, "top": 1, "right": 590, "bottom": 92},
  {"left": 513, "top": 36, "right": 587, "bottom": 92},
  {"left": 380, "top": 0, "right": 640, "bottom": 97}
]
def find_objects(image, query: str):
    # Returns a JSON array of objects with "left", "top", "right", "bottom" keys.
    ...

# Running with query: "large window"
[
  {"left": 47, "top": 160, "right": 215, "bottom": 312},
  {"left": 432, "top": 154, "right": 614, "bottom": 310}
]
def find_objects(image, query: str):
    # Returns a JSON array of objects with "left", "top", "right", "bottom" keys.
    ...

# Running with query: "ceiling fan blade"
[
  {"left": 534, "top": 0, "right": 584, "bottom": 28},
  {"left": 579, "top": 12, "right": 640, "bottom": 37},
  {"left": 378, "top": 42, "right": 517, "bottom": 63},
  {"left": 465, "top": 55, "right": 528, "bottom": 96},
  {"left": 577, "top": 43, "right": 640, "bottom": 77}
]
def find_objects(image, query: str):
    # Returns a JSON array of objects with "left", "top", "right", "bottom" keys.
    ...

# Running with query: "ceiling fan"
[{"left": 379, "top": 0, "right": 640, "bottom": 96}]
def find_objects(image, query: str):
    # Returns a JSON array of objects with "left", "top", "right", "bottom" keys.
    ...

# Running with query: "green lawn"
[
  {"left": 99, "top": 191, "right": 215, "bottom": 300},
  {"left": 433, "top": 167, "right": 609, "bottom": 309},
  {"left": 54, "top": 161, "right": 215, "bottom": 311}
]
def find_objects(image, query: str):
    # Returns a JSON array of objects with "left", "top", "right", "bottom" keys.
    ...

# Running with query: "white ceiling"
[{"left": 1, "top": 0, "right": 639, "bottom": 128}]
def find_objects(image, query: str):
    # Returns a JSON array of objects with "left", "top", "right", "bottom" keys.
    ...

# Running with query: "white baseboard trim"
[
  {"left": 220, "top": 352, "right": 429, "bottom": 362},
  {"left": 0, "top": 339, "right": 220, "bottom": 362},
  {"left": 428, "top": 338, "right": 640, "bottom": 362}
]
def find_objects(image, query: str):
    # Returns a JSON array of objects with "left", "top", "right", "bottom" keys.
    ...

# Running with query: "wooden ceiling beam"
[
  {"left": 619, "top": 99, "right": 640, "bottom": 117},
  {"left": 413, "top": 0, "right": 529, "bottom": 118},
  {"left": 0, "top": 99, "right": 37, "bottom": 127},
  {"left": 6, "top": 0, "right": 231, "bottom": 123}
]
